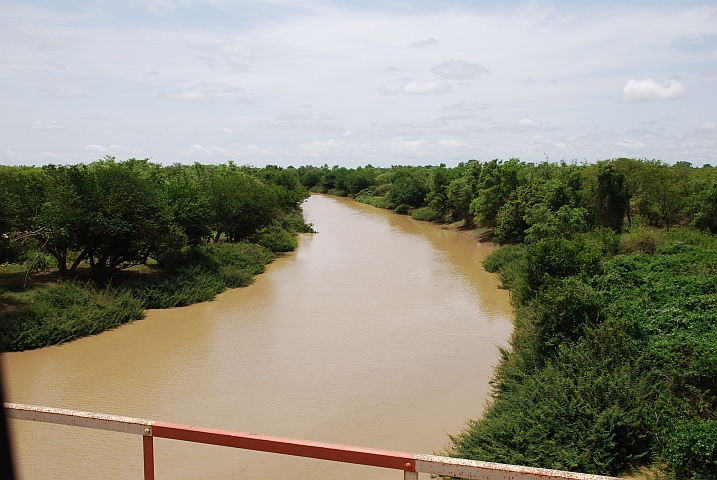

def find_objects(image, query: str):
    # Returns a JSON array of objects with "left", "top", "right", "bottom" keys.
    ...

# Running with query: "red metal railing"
[{"left": 5, "top": 403, "right": 619, "bottom": 480}]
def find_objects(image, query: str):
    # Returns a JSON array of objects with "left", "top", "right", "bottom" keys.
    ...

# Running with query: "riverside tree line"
[
  {"left": 300, "top": 158, "right": 717, "bottom": 479},
  {"left": 0, "top": 157, "right": 311, "bottom": 350},
  {"left": 3, "top": 156, "right": 717, "bottom": 478}
]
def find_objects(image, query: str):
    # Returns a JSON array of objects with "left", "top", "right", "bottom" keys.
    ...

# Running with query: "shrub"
[
  {"left": 120, "top": 243, "right": 274, "bottom": 309},
  {"left": 619, "top": 227, "right": 665, "bottom": 255},
  {"left": 372, "top": 183, "right": 390, "bottom": 197},
  {"left": 358, "top": 195, "right": 393, "bottom": 209},
  {"left": 394, "top": 204, "right": 410, "bottom": 215},
  {"left": 282, "top": 211, "right": 315, "bottom": 233},
  {"left": 254, "top": 225, "right": 299, "bottom": 252},
  {"left": 664, "top": 419, "right": 717, "bottom": 479},
  {"left": 0, "top": 282, "right": 144, "bottom": 351},
  {"left": 327, "top": 188, "right": 348, "bottom": 197},
  {"left": 410, "top": 207, "right": 442, "bottom": 222}
]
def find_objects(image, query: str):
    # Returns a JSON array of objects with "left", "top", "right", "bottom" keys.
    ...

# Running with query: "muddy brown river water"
[{"left": 3, "top": 194, "right": 512, "bottom": 479}]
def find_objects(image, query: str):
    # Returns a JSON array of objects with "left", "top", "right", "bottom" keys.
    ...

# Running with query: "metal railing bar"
[
  {"left": 5, "top": 403, "right": 152, "bottom": 436},
  {"left": 152, "top": 421, "right": 415, "bottom": 470},
  {"left": 4, "top": 403, "right": 620, "bottom": 480},
  {"left": 415, "top": 454, "right": 615, "bottom": 480}
]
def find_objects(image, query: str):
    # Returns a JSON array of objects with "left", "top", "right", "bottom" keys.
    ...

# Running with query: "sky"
[{"left": 1, "top": 0, "right": 717, "bottom": 168}]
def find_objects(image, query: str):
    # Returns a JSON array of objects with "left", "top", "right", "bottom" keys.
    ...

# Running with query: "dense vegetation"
[
  {"left": 302, "top": 159, "right": 717, "bottom": 478},
  {"left": 0, "top": 158, "right": 312, "bottom": 351},
  {"left": 4, "top": 155, "right": 717, "bottom": 476}
]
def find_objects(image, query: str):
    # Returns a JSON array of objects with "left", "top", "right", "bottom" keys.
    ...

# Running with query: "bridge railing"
[{"left": 5, "top": 402, "right": 619, "bottom": 480}]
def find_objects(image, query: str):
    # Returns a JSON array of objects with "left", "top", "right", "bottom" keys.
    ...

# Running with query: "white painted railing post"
[{"left": 404, "top": 470, "right": 418, "bottom": 480}]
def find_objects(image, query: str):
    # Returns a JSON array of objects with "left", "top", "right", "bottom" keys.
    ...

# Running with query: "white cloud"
[
  {"left": 437, "top": 114, "right": 478, "bottom": 123},
  {"left": 437, "top": 139, "right": 468, "bottom": 147},
  {"left": 156, "top": 82, "right": 244, "bottom": 102},
  {"left": 392, "top": 138, "right": 429, "bottom": 153},
  {"left": 178, "top": 144, "right": 234, "bottom": 157},
  {"left": 83, "top": 144, "right": 130, "bottom": 154},
  {"left": 243, "top": 144, "right": 287, "bottom": 157},
  {"left": 430, "top": 59, "right": 490, "bottom": 80},
  {"left": 530, "top": 135, "right": 567, "bottom": 150},
  {"left": 378, "top": 81, "right": 451, "bottom": 95},
  {"left": 176, "top": 143, "right": 287, "bottom": 158},
  {"left": 31, "top": 119, "right": 63, "bottom": 130},
  {"left": 299, "top": 139, "right": 351, "bottom": 156},
  {"left": 617, "top": 139, "right": 645, "bottom": 149},
  {"left": 220, "top": 128, "right": 234, "bottom": 134},
  {"left": 699, "top": 121, "right": 717, "bottom": 131},
  {"left": 442, "top": 100, "right": 491, "bottom": 112},
  {"left": 402, "top": 81, "right": 451, "bottom": 95},
  {"left": 409, "top": 37, "right": 439, "bottom": 48},
  {"left": 518, "top": 118, "right": 541, "bottom": 128},
  {"left": 260, "top": 112, "right": 340, "bottom": 131},
  {"left": 696, "top": 121, "right": 717, "bottom": 138},
  {"left": 622, "top": 79, "right": 687, "bottom": 102}
]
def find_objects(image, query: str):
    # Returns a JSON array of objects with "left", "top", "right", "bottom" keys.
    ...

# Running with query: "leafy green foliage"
[
  {"left": 0, "top": 159, "right": 308, "bottom": 350},
  {"left": 410, "top": 207, "right": 442, "bottom": 222},
  {"left": 255, "top": 224, "right": 299, "bottom": 252},
  {"left": 0, "top": 282, "right": 144, "bottom": 351},
  {"left": 452, "top": 230, "right": 717, "bottom": 478}
]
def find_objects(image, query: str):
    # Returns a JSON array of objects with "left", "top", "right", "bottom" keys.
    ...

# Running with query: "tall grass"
[
  {"left": 0, "top": 242, "right": 275, "bottom": 351},
  {"left": 0, "top": 282, "right": 144, "bottom": 351}
]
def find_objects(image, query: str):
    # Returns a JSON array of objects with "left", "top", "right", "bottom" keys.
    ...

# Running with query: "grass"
[{"left": 0, "top": 242, "right": 275, "bottom": 351}]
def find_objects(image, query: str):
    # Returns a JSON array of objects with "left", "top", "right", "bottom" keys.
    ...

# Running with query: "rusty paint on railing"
[{"left": 4, "top": 403, "right": 620, "bottom": 480}]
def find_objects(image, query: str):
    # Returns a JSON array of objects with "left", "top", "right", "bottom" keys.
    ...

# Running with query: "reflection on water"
[{"left": 3, "top": 194, "right": 512, "bottom": 479}]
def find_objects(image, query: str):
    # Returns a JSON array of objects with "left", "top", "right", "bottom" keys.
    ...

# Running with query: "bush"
[
  {"left": 120, "top": 243, "right": 274, "bottom": 309},
  {"left": 457, "top": 230, "right": 717, "bottom": 477},
  {"left": 327, "top": 188, "right": 348, "bottom": 197},
  {"left": 282, "top": 211, "right": 315, "bottom": 233},
  {"left": 525, "top": 237, "right": 601, "bottom": 294},
  {"left": 619, "top": 227, "right": 665, "bottom": 255},
  {"left": 410, "top": 207, "right": 442, "bottom": 222},
  {"left": 356, "top": 195, "right": 393, "bottom": 209},
  {"left": 254, "top": 225, "right": 299, "bottom": 252},
  {"left": 0, "top": 282, "right": 144, "bottom": 351},
  {"left": 394, "top": 204, "right": 410, "bottom": 215},
  {"left": 372, "top": 183, "right": 390, "bottom": 197},
  {"left": 664, "top": 419, "right": 717, "bottom": 479},
  {"left": 483, "top": 244, "right": 528, "bottom": 300}
]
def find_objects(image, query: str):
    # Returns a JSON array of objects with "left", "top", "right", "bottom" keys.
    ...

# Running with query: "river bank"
[
  {"left": 4, "top": 193, "right": 513, "bottom": 480},
  {"left": 0, "top": 242, "right": 276, "bottom": 351}
]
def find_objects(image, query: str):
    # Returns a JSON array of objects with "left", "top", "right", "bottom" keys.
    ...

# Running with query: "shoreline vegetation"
[
  {"left": 4, "top": 157, "right": 717, "bottom": 478},
  {"left": 303, "top": 159, "right": 717, "bottom": 479},
  {"left": 0, "top": 159, "right": 314, "bottom": 351}
]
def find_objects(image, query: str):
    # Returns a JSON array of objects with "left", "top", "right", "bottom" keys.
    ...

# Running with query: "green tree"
[
  {"left": 596, "top": 163, "right": 630, "bottom": 232},
  {"left": 206, "top": 167, "right": 279, "bottom": 242},
  {"left": 470, "top": 159, "right": 525, "bottom": 226},
  {"left": 388, "top": 167, "right": 430, "bottom": 208}
]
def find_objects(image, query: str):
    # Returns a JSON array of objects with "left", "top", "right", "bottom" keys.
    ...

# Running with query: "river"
[{"left": 3, "top": 194, "right": 512, "bottom": 479}]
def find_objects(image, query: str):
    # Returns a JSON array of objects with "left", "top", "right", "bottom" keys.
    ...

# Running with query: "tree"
[
  {"left": 206, "top": 167, "right": 279, "bottom": 242},
  {"left": 425, "top": 164, "right": 456, "bottom": 215},
  {"left": 470, "top": 159, "right": 525, "bottom": 226},
  {"left": 596, "top": 163, "right": 630, "bottom": 233},
  {"left": 388, "top": 167, "right": 430, "bottom": 208}
]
